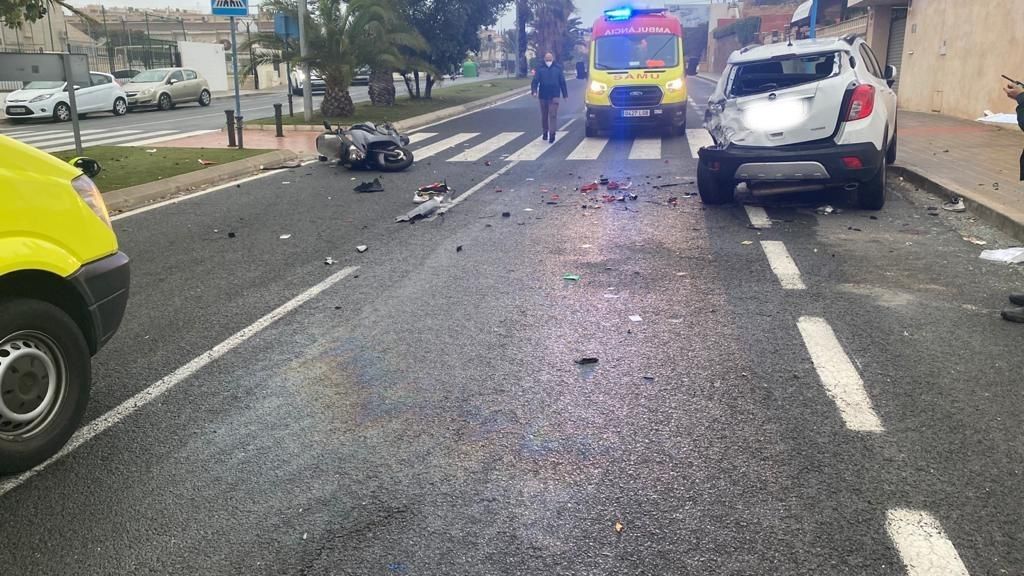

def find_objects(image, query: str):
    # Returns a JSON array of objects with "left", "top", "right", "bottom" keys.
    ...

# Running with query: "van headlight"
[
  {"left": 30, "top": 93, "right": 54, "bottom": 103},
  {"left": 589, "top": 81, "right": 608, "bottom": 95},
  {"left": 666, "top": 78, "right": 685, "bottom": 92},
  {"left": 72, "top": 175, "right": 111, "bottom": 228}
]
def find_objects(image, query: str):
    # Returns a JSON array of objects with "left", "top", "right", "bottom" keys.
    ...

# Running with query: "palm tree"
[
  {"left": 515, "top": 0, "right": 530, "bottom": 77},
  {"left": 531, "top": 0, "right": 575, "bottom": 61},
  {"left": 348, "top": 0, "right": 429, "bottom": 107}
]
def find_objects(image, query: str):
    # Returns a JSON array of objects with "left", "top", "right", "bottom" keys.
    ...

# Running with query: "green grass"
[
  {"left": 257, "top": 77, "right": 532, "bottom": 126},
  {"left": 56, "top": 146, "right": 271, "bottom": 192}
]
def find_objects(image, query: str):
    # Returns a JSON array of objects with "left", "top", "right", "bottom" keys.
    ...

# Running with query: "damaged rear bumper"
[{"left": 697, "top": 141, "right": 882, "bottom": 184}]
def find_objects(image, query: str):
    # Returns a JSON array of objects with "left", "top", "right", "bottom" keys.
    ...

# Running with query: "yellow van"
[
  {"left": 0, "top": 136, "right": 129, "bottom": 475},
  {"left": 585, "top": 7, "right": 688, "bottom": 137}
]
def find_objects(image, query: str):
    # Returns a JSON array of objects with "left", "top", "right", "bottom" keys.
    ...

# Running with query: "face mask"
[{"left": 545, "top": 61, "right": 553, "bottom": 67}]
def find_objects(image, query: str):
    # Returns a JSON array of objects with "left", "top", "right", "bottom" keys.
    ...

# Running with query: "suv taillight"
[{"left": 845, "top": 84, "right": 875, "bottom": 122}]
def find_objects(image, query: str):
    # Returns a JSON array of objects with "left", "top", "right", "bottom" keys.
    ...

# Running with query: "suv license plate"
[{"left": 622, "top": 109, "right": 651, "bottom": 118}]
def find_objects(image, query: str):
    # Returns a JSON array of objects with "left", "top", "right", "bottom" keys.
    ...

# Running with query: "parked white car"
[
  {"left": 699, "top": 35, "right": 898, "bottom": 210},
  {"left": 4, "top": 72, "right": 128, "bottom": 123}
]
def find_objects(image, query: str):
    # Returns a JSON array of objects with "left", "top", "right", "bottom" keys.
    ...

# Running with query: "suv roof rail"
[
  {"left": 739, "top": 44, "right": 760, "bottom": 53},
  {"left": 840, "top": 33, "right": 861, "bottom": 45}
]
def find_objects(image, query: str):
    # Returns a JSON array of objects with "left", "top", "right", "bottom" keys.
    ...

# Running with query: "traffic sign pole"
[{"left": 229, "top": 16, "right": 243, "bottom": 148}]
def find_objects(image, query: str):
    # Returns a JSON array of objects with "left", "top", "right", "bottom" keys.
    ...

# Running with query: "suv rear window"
[{"left": 728, "top": 52, "right": 839, "bottom": 97}]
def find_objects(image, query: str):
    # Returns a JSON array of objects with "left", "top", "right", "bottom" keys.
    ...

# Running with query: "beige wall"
[{"left": 892, "top": 0, "right": 1024, "bottom": 119}]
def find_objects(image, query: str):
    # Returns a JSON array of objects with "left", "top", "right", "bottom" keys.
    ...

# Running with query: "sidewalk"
[
  {"left": 150, "top": 129, "right": 319, "bottom": 154},
  {"left": 894, "top": 111, "right": 1024, "bottom": 241}
]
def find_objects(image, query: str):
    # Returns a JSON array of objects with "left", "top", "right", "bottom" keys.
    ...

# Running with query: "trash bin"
[
  {"left": 462, "top": 61, "right": 478, "bottom": 78},
  {"left": 576, "top": 61, "right": 587, "bottom": 79},
  {"left": 686, "top": 57, "right": 699, "bottom": 76}
]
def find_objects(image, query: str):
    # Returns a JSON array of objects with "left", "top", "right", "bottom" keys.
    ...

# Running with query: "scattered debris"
[
  {"left": 279, "top": 234, "right": 292, "bottom": 239},
  {"left": 198, "top": 158, "right": 218, "bottom": 166},
  {"left": 628, "top": 315, "right": 643, "bottom": 322},
  {"left": 652, "top": 182, "right": 683, "bottom": 189},
  {"left": 580, "top": 244, "right": 593, "bottom": 248},
  {"left": 667, "top": 196, "right": 679, "bottom": 206},
  {"left": 562, "top": 273, "right": 581, "bottom": 282},
  {"left": 847, "top": 226, "right": 862, "bottom": 232},
  {"left": 501, "top": 211, "right": 511, "bottom": 218},
  {"left": 415, "top": 181, "right": 451, "bottom": 203},
  {"left": 145, "top": 149, "right": 157, "bottom": 153},
  {"left": 816, "top": 205, "right": 835, "bottom": 215},
  {"left": 575, "top": 357, "right": 599, "bottom": 365},
  {"left": 599, "top": 176, "right": 609, "bottom": 185},
  {"left": 356, "top": 245, "right": 368, "bottom": 253},
  {"left": 396, "top": 197, "right": 441, "bottom": 222},
  {"left": 354, "top": 178, "right": 384, "bottom": 193},
  {"left": 324, "top": 257, "right": 336, "bottom": 265},
  {"left": 942, "top": 198, "right": 966, "bottom": 212},
  {"left": 456, "top": 245, "right": 463, "bottom": 253},
  {"left": 524, "top": 208, "right": 534, "bottom": 212},
  {"left": 979, "top": 247, "right": 1024, "bottom": 264},
  {"left": 741, "top": 240, "right": 754, "bottom": 245},
  {"left": 642, "top": 375, "right": 655, "bottom": 381},
  {"left": 281, "top": 181, "right": 292, "bottom": 185},
  {"left": 228, "top": 232, "right": 236, "bottom": 238},
  {"left": 615, "top": 521, "right": 625, "bottom": 534},
  {"left": 628, "top": 193, "right": 638, "bottom": 201},
  {"left": 963, "top": 236, "right": 987, "bottom": 246},
  {"left": 580, "top": 182, "right": 600, "bottom": 192}
]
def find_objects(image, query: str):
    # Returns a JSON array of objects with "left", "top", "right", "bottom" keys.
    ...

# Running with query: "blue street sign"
[
  {"left": 274, "top": 13, "right": 299, "bottom": 39},
  {"left": 211, "top": 0, "right": 248, "bottom": 17}
]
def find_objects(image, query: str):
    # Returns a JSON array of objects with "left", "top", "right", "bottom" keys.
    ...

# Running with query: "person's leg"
[
  {"left": 539, "top": 99, "right": 551, "bottom": 138},
  {"left": 548, "top": 99, "right": 560, "bottom": 142}
]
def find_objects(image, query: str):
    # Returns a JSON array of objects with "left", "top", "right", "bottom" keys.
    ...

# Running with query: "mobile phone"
[{"left": 1002, "top": 74, "right": 1024, "bottom": 88}]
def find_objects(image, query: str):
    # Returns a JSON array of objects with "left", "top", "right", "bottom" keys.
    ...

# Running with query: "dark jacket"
[
  {"left": 532, "top": 63, "right": 569, "bottom": 100},
  {"left": 1016, "top": 93, "right": 1024, "bottom": 132}
]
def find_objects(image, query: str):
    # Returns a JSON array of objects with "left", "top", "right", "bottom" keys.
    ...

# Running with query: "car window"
[
  {"left": 729, "top": 52, "right": 839, "bottom": 97},
  {"left": 184, "top": 70, "right": 197, "bottom": 81},
  {"left": 594, "top": 34, "right": 680, "bottom": 70},
  {"left": 859, "top": 45, "right": 882, "bottom": 78},
  {"left": 169, "top": 70, "right": 185, "bottom": 83},
  {"left": 90, "top": 73, "right": 111, "bottom": 86}
]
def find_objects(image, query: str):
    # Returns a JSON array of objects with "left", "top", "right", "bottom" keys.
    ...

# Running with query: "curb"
[
  {"left": 889, "top": 165, "right": 1024, "bottom": 242},
  {"left": 103, "top": 150, "right": 302, "bottom": 214},
  {"left": 245, "top": 84, "right": 533, "bottom": 133}
]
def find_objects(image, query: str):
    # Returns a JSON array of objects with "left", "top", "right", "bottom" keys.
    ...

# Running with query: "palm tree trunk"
[
  {"left": 321, "top": 84, "right": 355, "bottom": 117},
  {"left": 368, "top": 68, "right": 396, "bottom": 106},
  {"left": 424, "top": 74, "right": 436, "bottom": 99},
  {"left": 516, "top": 0, "right": 529, "bottom": 78}
]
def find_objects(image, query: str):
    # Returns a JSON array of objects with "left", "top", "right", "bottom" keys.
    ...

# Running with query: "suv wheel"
[
  {"left": 697, "top": 162, "right": 736, "bottom": 205},
  {"left": 0, "top": 299, "right": 91, "bottom": 475},
  {"left": 885, "top": 130, "right": 897, "bottom": 165},
  {"left": 857, "top": 155, "right": 887, "bottom": 210}
]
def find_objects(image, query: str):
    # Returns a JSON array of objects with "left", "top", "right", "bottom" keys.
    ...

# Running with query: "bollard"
[
  {"left": 235, "top": 114, "right": 245, "bottom": 150},
  {"left": 274, "top": 103, "right": 284, "bottom": 138},
  {"left": 287, "top": 91, "right": 294, "bottom": 117},
  {"left": 225, "top": 109, "right": 237, "bottom": 147}
]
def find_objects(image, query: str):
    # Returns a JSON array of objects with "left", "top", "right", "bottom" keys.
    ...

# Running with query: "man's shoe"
[
  {"left": 549, "top": 134, "right": 556, "bottom": 144},
  {"left": 1001, "top": 306, "right": 1024, "bottom": 323},
  {"left": 1010, "top": 293, "right": 1024, "bottom": 306},
  {"left": 542, "top": 132, "right": 548, "bottom": 141}
]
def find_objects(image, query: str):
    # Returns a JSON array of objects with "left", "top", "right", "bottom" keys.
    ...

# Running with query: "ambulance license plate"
[{"left": 622, "top": 109, "right": 651, "bottom": 118}]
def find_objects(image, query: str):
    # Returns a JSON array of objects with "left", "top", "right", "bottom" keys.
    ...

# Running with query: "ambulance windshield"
[{"left": 594, "top": 34, "right": 679, "bottom": 70}]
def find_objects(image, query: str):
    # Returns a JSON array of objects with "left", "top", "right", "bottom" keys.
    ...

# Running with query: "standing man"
[
  {"left": 1000, "top": 79, "right": 1024, "bottom": 323},
  {"left": 531, "top": 52, "right": 569, "bottom": 144}
]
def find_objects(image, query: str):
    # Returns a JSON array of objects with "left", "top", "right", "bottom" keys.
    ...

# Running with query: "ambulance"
[{"left": 585, "top": 7, "right": 688, "bottom": 137}]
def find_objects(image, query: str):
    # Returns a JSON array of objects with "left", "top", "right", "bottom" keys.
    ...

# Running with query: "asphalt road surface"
[
  {"left": 2, "top": 76, "right": 1023, "bottom": 575},
  {"left": 0, "top": 73, "right": 503, "bottom": 153}
]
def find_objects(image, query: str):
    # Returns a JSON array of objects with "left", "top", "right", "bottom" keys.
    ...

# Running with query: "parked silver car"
[{"left": 122, "top": 67, "right": 212, "bottom": 111}]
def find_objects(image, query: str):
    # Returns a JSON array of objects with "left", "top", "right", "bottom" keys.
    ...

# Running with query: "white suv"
[{"left": 699, "top": 35, "right": 898, "bottom": 210}]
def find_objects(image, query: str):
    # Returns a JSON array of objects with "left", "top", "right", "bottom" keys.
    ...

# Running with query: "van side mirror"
[
  {"left": 884, "top": 65, "right": 897, "bottom": 87},
  {"left": 70, "top": 156, "right": 102, "bottom": 178}
]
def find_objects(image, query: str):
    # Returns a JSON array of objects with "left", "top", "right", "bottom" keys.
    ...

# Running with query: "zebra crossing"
[
  {"left": 0, "top": 128, "right": 219, "bottom": 153},
  {"left": 406, "top": 128, "right": 715, "bottom": 163}
]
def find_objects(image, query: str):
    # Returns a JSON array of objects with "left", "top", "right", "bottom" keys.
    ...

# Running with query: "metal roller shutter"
[{"left": 886, "top": 8, "right": 908, "bottom": 94}]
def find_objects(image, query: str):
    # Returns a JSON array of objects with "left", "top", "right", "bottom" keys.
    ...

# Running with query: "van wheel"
[
  {"left": 157, "top": 93, "right": 173, "bottom": 111},
  {"left": 697, "top": 162, "right": 735, "bottom": 205},
  {"left": 0, "top": 299, "right": 91, "bottom": 476},
  {"left": 585, "top": 123, "right": 598, "bottom": 138},
  {"left": 857, "top": 157, "right": 887, "bottom": 210}
]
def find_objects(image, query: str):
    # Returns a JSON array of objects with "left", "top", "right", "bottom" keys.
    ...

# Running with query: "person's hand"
[
  {"left": 531, "top": 91, "right": 537, "bottom": 98},
  {"left": 1006, "top": 84, "right": 1024, "bottom": 100}
]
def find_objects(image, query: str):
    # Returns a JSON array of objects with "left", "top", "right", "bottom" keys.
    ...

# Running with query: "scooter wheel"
[{"left": 376, "top": 146, "right": 414, "bottom": 172}]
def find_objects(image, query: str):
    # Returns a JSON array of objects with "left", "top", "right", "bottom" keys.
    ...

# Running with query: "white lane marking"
[
  {"left": 797, "top": 316, "right": 884, "bottom": 432},
  {"left": 886, "top": 509, "right": 970, "bottom": 576},
  {"left": 16, "top": 129, "right": 114, "bottom": 144},
  {"left": 2, "top": 129, "right": 77, "bottom": 139},
  {"left": 111, "top": 159, "right": 319, "bottom": 221},
  {"left": 745, "top": 205, "right": 772, "bottom": 229},
  {"left": 760, "top": 241, "right": 805, "bottom": 290},
  {"left": 119, "top": 129, "right": 219, "bottom": 147},
  {"left": 449, "top": 132, "right": 522, "bottom": 162},
  {"left": 686, "top": 128, "right": 714, "bottom": 159},
  {"left": 406, "top": 132, "right": 437, "bottom": 144},
  {"left": 0, "top": 265, "right": 360, "bottom": 498},
  {"left": 567, "top": 137, "right": 610, "bottom": 160},
  {"left": 31, "top": 130, "right": 142, "bottom": 151},
  {"left": 43, "top": 131, "right": 178, "bottom": 152},
  {"left": 407, "top": 90, "right": 531, "bottom": 133},
  {"left": 412, "top": 132, "right": 479, "bottom": 160},
  {"left": 560, "top": 118, "right": 576, "bottom": 130},
  {"left": 628, "top": 138, "right": 662, "bottom": 160},
  {"left": 505, "top": 132, "right": 567, "bottom": 161},
  {"left": 436, "top": 161, "right": 520, "bottom": 216}
]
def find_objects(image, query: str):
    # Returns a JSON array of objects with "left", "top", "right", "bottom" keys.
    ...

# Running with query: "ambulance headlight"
[{"left": 589, "top": 80, "right": 608, "bottom": 95}]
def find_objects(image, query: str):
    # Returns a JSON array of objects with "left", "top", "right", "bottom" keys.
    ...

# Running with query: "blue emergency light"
[{"left": 604, "top": 7, "right": 633, "bottom": 21}]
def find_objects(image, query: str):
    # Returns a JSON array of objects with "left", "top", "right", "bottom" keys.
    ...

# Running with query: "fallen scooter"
[{"left": 316, "top": 120, "right": 414, "bottom": 172}]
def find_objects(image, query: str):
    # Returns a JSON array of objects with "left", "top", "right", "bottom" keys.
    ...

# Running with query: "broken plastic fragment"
[
  {"left": 575, "top": 357, "right": 599, "bottom": 365},
  {"left": 324, "top": 257, "right": 336, "bottom": 265},
  {"left": 279, "top": 234, "right": 292, "bottom": 239},
  {"left": 356, "top": 245, "right": 368, "bottom": 253},
  {"left": 615, "top": 521, "right": 624, "bottom": 533},
  {"left": 562, "top": 273, "right": 581, "bottom": 282},
  {"left": 629, "top": 315, "right": 642, "bottom": 322}
]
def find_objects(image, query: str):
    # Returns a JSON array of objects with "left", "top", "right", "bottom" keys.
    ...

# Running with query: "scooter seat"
[{"left": 351, "top": 123, "right": 378, "bottom": 134}]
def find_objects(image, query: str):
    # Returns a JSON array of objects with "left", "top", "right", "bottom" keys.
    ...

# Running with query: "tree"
[
  {"left": 399, "top": 0, "right": 512, "bottom": 98},
  {"left": 530, "top": 0, "right": 575, "bottom": 62},
  {"left": 1, "top": 0, "right": 91, "bottom": 27},
  {"left": 349, "top": 0, "right": 429, "bottom": 106},
  {"left": 560, "top": 15, "right": 586, "bottom": 64},
  {"left": 515, "top": 0, "right": 530, "bottom": 78}
]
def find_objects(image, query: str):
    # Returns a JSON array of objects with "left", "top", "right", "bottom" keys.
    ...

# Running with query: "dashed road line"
[
  {"left": 745, "top": 205, "right": 772, "bottom": 229},
  {"left": 450, "top": 132, "right": 522, "bottom": 162},
  {"left": 760, "top": 241, "right": 806, "bottom": 290},
  {"left": 886, "top": 509, "right": 971, "bottom": 576},
  {"left": 412, "top": 132, "right": 479, "bottom": 160},
  {"left": 628, "top": 137, "right": 662, "bottom": 160},
  {"left": 505, "top": 132, "right": 567, "bottom": 161},
  {"left": 797, "top": 316, "right": 884, "bottom": 432},
  {"left": 567, "top": 136, "right": 609, "bottom": 160}
]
